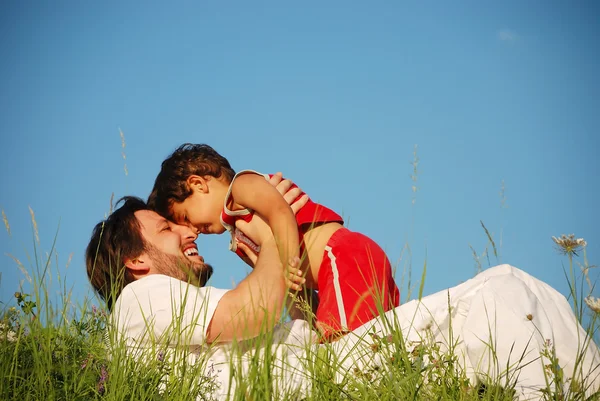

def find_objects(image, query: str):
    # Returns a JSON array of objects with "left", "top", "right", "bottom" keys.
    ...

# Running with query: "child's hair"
[{"left": 147, "top": 143, "right": 236, "bottom": 218}]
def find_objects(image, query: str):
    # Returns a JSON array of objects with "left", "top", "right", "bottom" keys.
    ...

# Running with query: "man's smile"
[{"left": 183, "top": 243, "right": 203, "bottom": 262}]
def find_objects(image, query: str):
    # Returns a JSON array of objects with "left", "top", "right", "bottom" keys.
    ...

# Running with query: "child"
[{"left": 148, "top": 143, "right": 400, "bottom": 340}]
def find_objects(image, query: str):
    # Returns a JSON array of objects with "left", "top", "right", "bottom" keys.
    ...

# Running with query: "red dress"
[
  {"left": 220, "top": 170, "right": 343, "bottom": 256},
  {"left": 220, "top": 170, "right": 400, "bottom": 340}
]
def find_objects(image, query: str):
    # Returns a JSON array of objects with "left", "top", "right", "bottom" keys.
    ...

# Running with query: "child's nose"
[{"left": 188, "top": 223, "right": 200, "bottom": 236}]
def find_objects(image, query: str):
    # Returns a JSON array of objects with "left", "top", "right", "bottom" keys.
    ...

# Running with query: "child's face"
[{"left": 170, "top": 187, "right": 226, "bottom": 235}]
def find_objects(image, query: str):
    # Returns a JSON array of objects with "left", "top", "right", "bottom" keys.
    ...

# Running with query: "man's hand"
[{"left": 269, "top": 172, "right": 309, "bottom": 214}]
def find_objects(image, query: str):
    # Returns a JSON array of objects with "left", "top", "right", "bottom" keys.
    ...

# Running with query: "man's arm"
[{"left": 205, "top": 215, "right": 290, "bottom": 343}]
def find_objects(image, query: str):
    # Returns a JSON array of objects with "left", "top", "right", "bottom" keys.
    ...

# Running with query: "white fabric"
[
  {"left": 111, "top": 273, "right": 311, "bottom": 399},
  {"left": 324, "top": 244, "right": 349, "bottom": 330},
  {"left": 330, "top": 264, "right": 600, "bottom": 400},
  {"left": 112, "top": 274, "right": 228, "bottom": 352},
  {"left": 113, "top": 266, "right": 600, "bottom": 400}
]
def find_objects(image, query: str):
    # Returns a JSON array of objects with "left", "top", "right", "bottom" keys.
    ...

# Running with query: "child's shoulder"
[{"left": 232, "top": 169, "right": 270, "bottom": 181}]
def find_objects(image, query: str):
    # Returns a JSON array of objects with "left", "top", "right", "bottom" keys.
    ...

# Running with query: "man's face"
[{"left": 134, "top": 210, "right": 213, "bottom": 285}]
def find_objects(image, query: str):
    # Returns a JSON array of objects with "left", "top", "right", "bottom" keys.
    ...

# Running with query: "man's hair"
[
  {"left": 86, "top": 196, "right": 148, "bottom": 311},
  {"left": 147, "top": 143, "right": 236, "bottom": 218}
]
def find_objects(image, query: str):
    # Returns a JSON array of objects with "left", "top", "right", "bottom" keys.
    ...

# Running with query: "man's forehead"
[
  {"left": 134, "top": 210, "right": 166, "bottom": 231},
  {"left": 133, "top": 209, "right": 189, "bottom": 232}
]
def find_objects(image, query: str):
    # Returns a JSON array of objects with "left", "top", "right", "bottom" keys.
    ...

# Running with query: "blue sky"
[{"left": 1, "top": 1, "right": 599, "bottom": 314}]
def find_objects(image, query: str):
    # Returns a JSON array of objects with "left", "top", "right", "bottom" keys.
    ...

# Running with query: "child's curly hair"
[{"left": 147, "top": 143, "right": 236, "bottom": 218}]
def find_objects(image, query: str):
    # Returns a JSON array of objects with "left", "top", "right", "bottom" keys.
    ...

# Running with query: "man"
[
  {"left": 86, "top": 174, "right": 307, "bottom": 344},
  {"left": 87, "top": 175, "right": 317, "bottom": 399},
  {"left": 86, "top": 176, "right": 600, "bottom": 400}
]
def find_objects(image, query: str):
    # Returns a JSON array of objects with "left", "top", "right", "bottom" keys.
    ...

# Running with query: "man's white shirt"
[{"left": 112, "top": 274, "right": 228, "bottom": 351}]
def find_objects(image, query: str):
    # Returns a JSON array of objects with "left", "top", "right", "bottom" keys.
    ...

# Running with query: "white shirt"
[
  {"left": 113, "top": 274, "right": 228, "bottom": 350},
  {"left": 111, "top": 274, "right": 314, "bottom": 399}
]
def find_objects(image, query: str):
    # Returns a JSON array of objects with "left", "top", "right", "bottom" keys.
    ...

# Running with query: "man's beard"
[{"left": 146, "top": 244, "right": 213, "bottom": 287}]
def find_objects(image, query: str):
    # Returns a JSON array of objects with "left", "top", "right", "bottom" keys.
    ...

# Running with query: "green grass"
[{"left": 1, "top": 233, "right": 599, "bottom": 401}]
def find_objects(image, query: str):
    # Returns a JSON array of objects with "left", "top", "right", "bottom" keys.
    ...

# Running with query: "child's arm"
[{"left": 230, "top": 173, "right": 301, "bottom": 272}]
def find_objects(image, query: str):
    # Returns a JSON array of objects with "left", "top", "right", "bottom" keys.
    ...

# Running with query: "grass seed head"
[{"left": 584, "top": 296, "right": 600, "bottom": 314}]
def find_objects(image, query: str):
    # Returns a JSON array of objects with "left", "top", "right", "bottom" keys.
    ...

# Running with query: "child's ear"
[{"left": 186, "top": 175, "right": 210, "bottom": 194}]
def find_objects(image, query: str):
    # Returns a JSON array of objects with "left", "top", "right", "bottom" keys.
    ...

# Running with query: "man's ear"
[
  {"left": 186, "top": 175, "right": 210, "bottom": 194},
  {"left": 124, "top": 254, "right": 150, "bottom": 274}
]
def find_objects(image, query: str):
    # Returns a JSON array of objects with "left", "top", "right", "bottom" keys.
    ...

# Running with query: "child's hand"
[{"left": 286, "top": 266, "right": 306, "bottom": 292}]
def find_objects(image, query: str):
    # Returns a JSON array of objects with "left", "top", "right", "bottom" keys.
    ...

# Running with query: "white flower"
[
  {"left": 584, "top": 296, "right": 600, "bottom": 314},
  {"left": 5, "top": 331, "right": 16, "bottom": 342},
  {"left": 552, "top": 234, "right": 587, "bottom": 256},
  {"left": 0, "top": 322, "right": 17, "bottom": 342}
]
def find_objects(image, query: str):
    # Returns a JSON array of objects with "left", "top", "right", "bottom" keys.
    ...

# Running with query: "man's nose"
[
  {"left": 173, "top": 223, "right": 198, "bottom": 239},
  {"left": 188, "top": 223, "right": 200, "bottom": 236},
  {"left": 185, "top": 225, "right": 199, "bottom": 239}
]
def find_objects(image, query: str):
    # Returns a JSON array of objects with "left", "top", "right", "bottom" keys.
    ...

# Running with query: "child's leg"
[{"left": 316, "top": 228, "right": 400, "bottom": 341}]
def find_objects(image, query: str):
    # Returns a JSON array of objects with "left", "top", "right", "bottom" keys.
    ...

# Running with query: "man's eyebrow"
[{"left": 155, "top": 218, "right": 169, "bottom": 230}]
